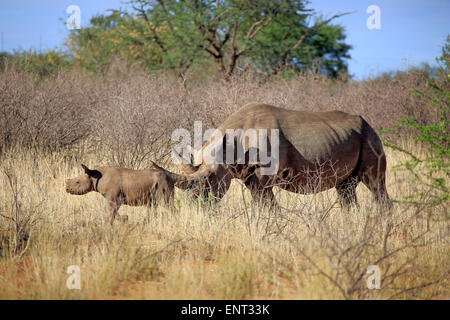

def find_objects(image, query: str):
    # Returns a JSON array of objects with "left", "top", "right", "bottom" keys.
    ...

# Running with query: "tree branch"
[
  {"left": 291, "top": 11, "right": 354, "bottom": 52},
  {"left": 266, "top": 11, "right": 355, "bottom": 79},
  {"left": 246, "top": 17, "right": 272, "bottom": 40},
  {"left": 133, "top": 4, "right": 167, "bottom": 53}
]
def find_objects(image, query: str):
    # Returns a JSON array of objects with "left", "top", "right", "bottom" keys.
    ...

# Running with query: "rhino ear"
[
  {"left": 81, "top": 164, "right": 90, "bottom": 174},
  {"left": 82, "top": 164, "right": 102, "bottom": 179}
]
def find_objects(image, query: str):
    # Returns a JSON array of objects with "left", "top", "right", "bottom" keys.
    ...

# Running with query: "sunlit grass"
[{"left": 0, "top": 145, "right": 448, "bottom": 299}]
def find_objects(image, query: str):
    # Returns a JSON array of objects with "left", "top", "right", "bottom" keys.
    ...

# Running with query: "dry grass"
[
  {"left": 0, "top": 66, "right": 447, "bottom": 299},
  {"left": 0, "top": 144, "right": 447, "bottom": 300}
]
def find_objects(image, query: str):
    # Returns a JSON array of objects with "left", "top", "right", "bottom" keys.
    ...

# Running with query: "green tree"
[
  {"left": 67, "top": 11, "right": 165, "bottom": 73},
  {"left": 437, "top": 35, "right": 450, "bottom": 76},
  {"left": 67, "top": 0, "right": 352, "bottom": 79}
]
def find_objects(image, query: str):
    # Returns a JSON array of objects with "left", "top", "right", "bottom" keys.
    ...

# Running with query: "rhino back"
[
  {"left": 118, "top": 169, "right": 161, "bottom": 192},
  {"left": 96, "top": 168, "right": 160, "bottom": 197},
  {"left": 217, "top": 103, "right": 363, "bottom": 162}
]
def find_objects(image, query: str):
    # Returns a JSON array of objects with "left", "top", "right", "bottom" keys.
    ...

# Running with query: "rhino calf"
[{"left": 65, "top": 164, "right": 175, "bottom": 225}]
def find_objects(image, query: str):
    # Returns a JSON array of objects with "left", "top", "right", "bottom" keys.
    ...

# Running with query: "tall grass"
[
  {"left": 0, "top": 145, "right": 447, "bottom": 299},
  {"left": 0, "top": 65, "right": 447, "bottom": 299}
]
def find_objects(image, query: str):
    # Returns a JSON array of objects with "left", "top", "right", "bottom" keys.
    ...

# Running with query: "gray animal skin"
[
  {"left": 154, "top": 103, "right": 391, "bottom": 209},
  {"left": 65, "top": 164, "right": 175, "bottom": 224}
]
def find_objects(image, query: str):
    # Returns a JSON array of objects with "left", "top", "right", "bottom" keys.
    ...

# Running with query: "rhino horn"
[
  {"left": 173, "top": 147, "right": 199, "bottom": 174},
  {"left": 179, "top": 162, "right": 199, "bottom": 174}
]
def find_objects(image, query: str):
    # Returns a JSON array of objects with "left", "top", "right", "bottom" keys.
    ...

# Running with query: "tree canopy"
[{"left": 67, "top": 0, "right": 352, "bottom": 79}]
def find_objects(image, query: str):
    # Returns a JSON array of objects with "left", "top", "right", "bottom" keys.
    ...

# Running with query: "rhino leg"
[
  {"left": 105, "top": 198, "right": 121, "bottom": 225},
  {"left": 243, "top": 171, "right": 279, "bottom": 209},
  {"left": 249, "top": 186, "right": 278, "bottom": 209},
  {"left": 336, "top": 175, "right": 359, "bottom": 208}
]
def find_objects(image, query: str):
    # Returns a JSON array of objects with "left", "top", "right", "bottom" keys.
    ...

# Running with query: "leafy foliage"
[
  {"left": 382, "top": 36, "right": 450, "bottom": 206},
  {"left": 66, "top": 0, "right": 352, "bottom": 79},
  {"left": 0, "top": 49, "right": 72, "bottom": 78}
]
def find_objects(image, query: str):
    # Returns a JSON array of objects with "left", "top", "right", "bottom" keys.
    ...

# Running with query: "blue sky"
[
  {"left": 310, "top": 0, "right": 449, "bottom": 79},
  {"left": 0, "top": 0, "right": 448, "bottom": 79}
]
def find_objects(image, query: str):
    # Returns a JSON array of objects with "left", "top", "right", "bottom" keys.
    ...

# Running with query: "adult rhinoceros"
[{"left": 155, "top": 103, "right": 390, "bottom": 208}]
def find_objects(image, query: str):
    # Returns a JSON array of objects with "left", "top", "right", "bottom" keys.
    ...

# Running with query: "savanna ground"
[{"left": 0, "top": 65, "right": 448, "bottom": 299}]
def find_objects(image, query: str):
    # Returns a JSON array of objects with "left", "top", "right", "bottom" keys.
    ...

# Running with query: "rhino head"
[
  {"left": 65, "top": 164, "right": 102, "bottom": 195},
  {"left": 180, "top": 163, "right": 231, "bottom": 202},
  {"left": 152, "top": 145, "right": 232, "bottom": 203}
]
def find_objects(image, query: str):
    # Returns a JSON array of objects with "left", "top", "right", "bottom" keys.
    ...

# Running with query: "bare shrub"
[
  {"left": 89, "top": 73, "right": 191, "bottom": 168},
  {"left": 0, "top": 65, "right": 94, "bottom": 153},
  {"left": 0, "top": 65, "right": 35, "bottom": 152},
  {"left": 0, "top": 170, "right": 38, "bottom": 258},
  {"left": 0, "top": 62, "right": 436, "bottom": 162},
  {"left": 208, "top": 70, "right": 436, "bottom": 133}
]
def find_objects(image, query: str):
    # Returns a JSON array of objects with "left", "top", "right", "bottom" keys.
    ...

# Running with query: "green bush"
[
  {"left": 382, "top": 37, "right": 449, "bottom": 206},
  {"left": 0, "top": 49, "right": 72, "bottom": 78}
]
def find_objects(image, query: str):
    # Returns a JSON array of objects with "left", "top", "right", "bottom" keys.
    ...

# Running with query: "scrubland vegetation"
[
  {"left": 0, "top": 61, "right": 448, "bottom": 299},
  {"left": 0, "top": 144, "right": 448, "bottom": 299},
  {"left": 0, "top": 1, "right": 448, "bottom": 299}
]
